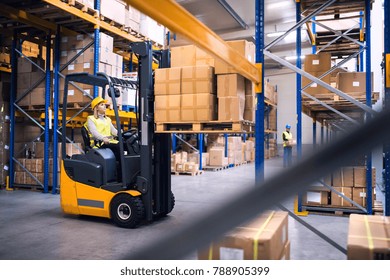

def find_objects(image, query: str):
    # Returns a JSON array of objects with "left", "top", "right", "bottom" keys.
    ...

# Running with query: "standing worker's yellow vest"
[
  {"left": 282, "top": 131, "right": 293, "bottom": 147},
  {"left": 84, "top": 115, "right": 118, "bottom": 147}
]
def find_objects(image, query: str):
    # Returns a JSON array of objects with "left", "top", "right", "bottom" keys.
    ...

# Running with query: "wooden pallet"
[
  {"left": 202, "top": 165, "right": 229, "bottom": 172},
  {"left": 303, "top": 204, "right": 366, "bottom": 216},
  {"left": 155, "top": 120, "right": 254, "bottom": 134},
  {"left": 171, "top": 170, "right": 203, "bottom": 176},
  {"left": 67, "top": 0, "right": 98, "bottom": 16},
  {"left": 13, "top": 184, "right": 44, "bottom": 192}
]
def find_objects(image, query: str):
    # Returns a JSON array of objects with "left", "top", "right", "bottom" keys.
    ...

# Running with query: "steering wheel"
[
  {"left": 122, "top": 128, "right": 140, "bottom": 155},
  {"left": 122, "top": 128, "right": 138, "bottom": 140}
]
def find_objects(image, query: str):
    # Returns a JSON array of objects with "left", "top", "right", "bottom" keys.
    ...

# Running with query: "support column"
[
  {"left": 52, "top": 25, "right": 61, "bottom": 194},
  {"left": 198, "top": 134, "right": 203, "bottom": 170},
  {"left": 365, "top": 0, "right": 373, "bottom": 214},
  {"left": 321, "top": 122, "right": 324, "bottom": 145},
  {"left": 255, "top": 0, "right": 265, "bottom": 184},
  {"left": 384, "top": 0, "right": 390, "bottom": 216},
  {"left": 43, "top": 33, "right": 52, "bottom": 193},
  {"left": 296, "top": 0, "right": 303, "bottom": 212},
  {"left": 313, "top": 118, "right": 317, "bottom": 150},
  {"left": 8, "top": 30, "right": 18, "bottom": 189},
  {"left": 93, "top": 0, "right": 101, "bottom": 97}
]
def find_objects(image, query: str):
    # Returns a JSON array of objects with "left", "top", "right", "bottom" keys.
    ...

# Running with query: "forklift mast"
[{"left": 130, "top": 42, "right": 172, "bottom": 221}]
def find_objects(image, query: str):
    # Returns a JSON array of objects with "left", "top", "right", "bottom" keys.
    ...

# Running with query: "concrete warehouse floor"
[{"left": 1, "top": 154, "right": 376, "bottom": 260}]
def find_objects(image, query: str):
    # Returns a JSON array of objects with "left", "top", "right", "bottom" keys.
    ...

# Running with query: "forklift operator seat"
[{"left": 81, "top": 126, "right": 92, "bottom": 151}]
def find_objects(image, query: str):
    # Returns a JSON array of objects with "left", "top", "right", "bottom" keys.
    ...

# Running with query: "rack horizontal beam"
[
  {"left": 0, "top": 3, "right": 77, "bottom": 36},
  {"left": 125, "top": 0, "right": 260, "bottom": 84}
]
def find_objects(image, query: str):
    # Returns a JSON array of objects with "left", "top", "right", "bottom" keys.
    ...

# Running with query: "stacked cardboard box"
[
  {"left": 59, "top": 33, "right": 123, "bottom": 105},
  {"left": 0, "top": 52, "right": 10, "bottom": 64},
  {"left": 181, "top": 65, "right": 216, "bottom": 121},
  {"left": 13, "top": 142, "right": 82, "bottom": 187},
  {"left": 227, "top": 136, "right": 244, "bottom": 165},
  {"left": 244, "top": 79, "right": 256, "bottom": 121},
  {"left": 216, "top": 40, "right": 256, "bottom": 122},
  {"left": 347, "top": 214, "right": 390, "bottom": 259},
  {"left": 125, "top": 5, "right": 141, "bottom": 32},
  {"left": 139, "top": 14, "right": 166, "bottom": 46},
  {"left": 244, "top": 140, "right": 255, "bottom": 162},
  {"left": 198, "top": 211, "right": 289, "bottom": 260},
  {"left": 171, "top": 45, "right": 215, "bottom": 68},
  {"left": 154, "top": 65, "right": 217, "bottom": 122},
  {"left": 209, "top": 147, "right": 228, "bottom": 166},
  {"left": 171, "top": 151, "right": 208, "bottom": 173},
  {"left": 302, "top": 53, "right": 332, "bottom": 96},
  {"left": 155, "top": 67, "right": 181, "bottom": 122},
  {"left": 303, "top": 186, "right": 330, "bottom": 206},
  {"left": 264, "top": 80, "right": 277, "bottom": 105},
  {"left": 16, "top": 57, "right": 46, "bottom": 106},
  {"left": 330, "top": 166, "right": 376, "bottom": 208},
  {"left": 217, "top": 74, "right": 245, "bottom": 121},
  {"left": 336, "top": 72, "right": 373, "bottom": 96},
  {"left": 101, "top": 0, "right": 126, "bottom": 26}
]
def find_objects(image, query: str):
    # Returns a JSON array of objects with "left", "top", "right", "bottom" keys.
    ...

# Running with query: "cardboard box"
[
  {"left": 188, "top": 152, "right": 209, "bottom": 166},
  {"left": 302, "top": 189, "right": 329, "bottom": 206},
  {"left": 171, "top": 45, "right": 215, "bottom": 67},
  {"left": 353, "top": 166, "right": 376, "bottom": 187},
  {"left": 347, "top": 214, "right": 390, "bottom": 259},
  {"left": 17, "top": 57, "right": 45, "bottom": 73},
  {"left": 198, "top": 211, "right": 288, "bottom": 260},
  {"left": 209, "top": 148, "right": 227, "bottom": 166},
  {"left": 154, "top": 95, "right": 181, "bottom": 122},
  {"left": 154, "top": 68, "right": 181, "bottom": 95},
  {"left": 184, "top": 162, "right": 199, "bottom": 172},
  {"left": 218, "top": 96, "right": 245, "bottom": 121},
  {"left": 280, "top": 240, "right": 291, "bottom": 260},
  {"left": 217, "top": 74, "right": 245, "bottom": 98},
  {"left": 181, "top": 66, "right": 215, "bottom": 94},
  {"left": 352, "top": 187, "right": 375, "bottom": 208},
  {"left": 302, "top": 71, "right": 331, "bottom": 95},
  {"left": 215, "top": 40, "right": 255, "bottom": 74},
  {"left": 304, "top": 53, "right": 331, "bottom": 72},
  {"left": 331, "top": 187, "right": 353, "bottom": 207},
  {"left": 181, "top": 93, "right": 216, "bottom": 121},
  {"left": 336, "top": 72, "right": 373, "bottom": 93},
  {"left": 333, "top": 167, "right": 354, "bottom": 187}
]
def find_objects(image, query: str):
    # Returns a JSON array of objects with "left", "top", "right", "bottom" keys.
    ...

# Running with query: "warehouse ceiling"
[{"left": 174, "top": 0, "right": 312, "bottom": 69}]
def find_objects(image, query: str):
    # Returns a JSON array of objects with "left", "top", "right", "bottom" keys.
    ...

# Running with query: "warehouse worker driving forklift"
[{"left": 84, "top": 96, "right": 120, "bottom": 160}]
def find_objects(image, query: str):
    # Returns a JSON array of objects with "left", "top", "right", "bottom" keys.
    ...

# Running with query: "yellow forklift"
[{"left": 60, "top": 42, "right": 174, "bottom": 228}]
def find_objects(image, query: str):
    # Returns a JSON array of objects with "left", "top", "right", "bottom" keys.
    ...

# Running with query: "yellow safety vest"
[
  {"left": 282, "top": 131, "right": 293, "bottom": 147},
  {"left": 84, "top": 115, "right": 118, "bottom": 147}
]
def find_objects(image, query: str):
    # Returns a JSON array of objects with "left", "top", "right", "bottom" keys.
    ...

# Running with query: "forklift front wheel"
[{"left": 110, "top": 194, "right": 145, "bottom": 228}]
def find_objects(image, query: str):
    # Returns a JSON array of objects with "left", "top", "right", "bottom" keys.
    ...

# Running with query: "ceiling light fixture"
[
  {"left": 266, "top": 31, "right": 285, "bottom": 38},
  {"left": 267, "top": 1, "right": 291, "bottom": 10},
  {"left": 285, "top": 55, "right": 306, "bottom": 61}
]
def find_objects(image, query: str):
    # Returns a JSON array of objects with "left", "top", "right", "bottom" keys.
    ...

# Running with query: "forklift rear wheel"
[{"left": 110, "top": 194, "right": 145, "bottom": 228}]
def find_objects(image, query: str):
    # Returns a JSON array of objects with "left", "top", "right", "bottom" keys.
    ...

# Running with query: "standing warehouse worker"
[{"left": 282, "top": 124, "right": 293, "bottom": 167}]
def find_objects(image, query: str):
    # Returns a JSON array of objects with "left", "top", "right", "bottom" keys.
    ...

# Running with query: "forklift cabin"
[{"left": 60, "top": 42, "right": 174, "bottom": 228}]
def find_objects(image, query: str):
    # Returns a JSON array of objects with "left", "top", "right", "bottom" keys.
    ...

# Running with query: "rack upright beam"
[
  {"left": 43, "top": 34, "right": 52, "bottom": 193},
  {"left": 365, "top": 0, "right": 373, "bottom": 214},
  {"left": 8, "top": 30, "right": 17, "bottom": 189},
  {"left": 384, "top": 0, "right": 390, "bottom": 216},
  {"left": 53, "top": 25, "right": 61, "bottom": 194},
  {"left": 255, "top": 0, "right": 265, "bottom": 183}
]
